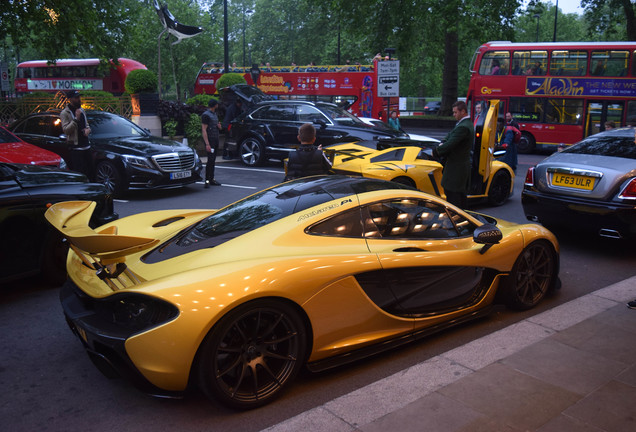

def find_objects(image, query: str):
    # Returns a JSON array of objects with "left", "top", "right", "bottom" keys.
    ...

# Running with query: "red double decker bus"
[
  {"left": 14, "top": 58, "right": 147, "bottom": 95},
  {"left": 194, "top": 61, "right": 396, "bottom": 118},
  {"left": 467, "top": 41, "right": 636, "bottom": 152}
]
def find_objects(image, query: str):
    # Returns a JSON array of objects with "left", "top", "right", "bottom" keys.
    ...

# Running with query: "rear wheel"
[
  {"left": 197, "top": 299, "right": 307, "bottom": 410},
  {"left": 517, "top": 132, "right": 536, "bottom": 154},
  {"left": 240, "top": 137, "right": 266, "bottom": 167},
  {"left": 487, "top": 170, "right": 512, "bottom": 206},
  {"left": 501, "top": 241, "right": 556, "bottom": 310},
  {"left": 95, "top": 161, "right": 126, "bottom": 196}
]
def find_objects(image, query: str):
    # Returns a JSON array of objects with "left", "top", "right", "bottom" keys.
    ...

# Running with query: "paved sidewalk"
[{"left": 263, "top": 275, "right": 636, "bottom": 432}]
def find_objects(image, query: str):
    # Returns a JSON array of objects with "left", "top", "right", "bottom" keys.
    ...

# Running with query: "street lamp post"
[
  {"left": 248, "top": 43, "right": 252, "bottom": 65},
  {"left": 223, "top": 0, "right": 229, "bottom": 72},
  {"left": 242, "top": 8, "right": 253, "bottom": 68},
  {"left": 534, "top": 13, "right": 541, "bottom": 42},
  {"left": 553, "top": 0, "right": 559, "bottom": 42}
]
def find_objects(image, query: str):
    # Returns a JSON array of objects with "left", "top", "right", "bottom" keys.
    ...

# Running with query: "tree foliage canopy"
[{"left": 1, "top": 0, "right": 634, "bottom": 107}]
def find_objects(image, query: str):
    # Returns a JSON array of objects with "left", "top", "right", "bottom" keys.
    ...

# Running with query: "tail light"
[
  {"left": 618, "top": 178, "right": 636, "bottom": 199},
  {"left": 227, "top": 124, "right": 232, "bottom": 133},
  {"left": 524, "top": 167, "right": 535, "bottom": 187}
]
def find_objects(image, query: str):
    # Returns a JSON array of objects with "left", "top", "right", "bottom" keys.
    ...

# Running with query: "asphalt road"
[{"left": 2, "top": 136, "right": 635, "bottom": 432}]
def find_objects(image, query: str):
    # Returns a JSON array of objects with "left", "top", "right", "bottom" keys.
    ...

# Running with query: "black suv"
[
  {"left": 225, "top": 100, "right": 408, "bottom": 166},
  {"left": 10, "top": 111, "right": 203, "bottom": 195}
]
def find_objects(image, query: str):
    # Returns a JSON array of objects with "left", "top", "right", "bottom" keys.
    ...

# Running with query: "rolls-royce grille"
[{"left": 153, "top": 152, "right": 195, "bottom": 172}]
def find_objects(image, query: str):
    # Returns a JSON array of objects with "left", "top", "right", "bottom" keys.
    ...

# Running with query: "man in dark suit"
[{"left": 433, "top": 101, "right": 474, "bottom": 208}]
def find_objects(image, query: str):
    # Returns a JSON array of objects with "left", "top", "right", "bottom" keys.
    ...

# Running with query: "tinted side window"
[
  {"left": 252, "top": 105, "right": 296, "bottom": 121},
  {"left": 24, "top": 117, "right": 51, "bottom": 135},
  {"left": 296, "top": 105, "right": 329, "bottom": 123},
  {"left": 362, "top": 199, "right": 475, "bottom": 239},
  {"left": 307, "top": 208, "right": 363, "bottom": 237},
  {"left": 370, "top": 148, "right": 405, "bottom": 163}
]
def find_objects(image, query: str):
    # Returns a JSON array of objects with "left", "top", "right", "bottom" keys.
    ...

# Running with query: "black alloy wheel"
[
  {"left": 239, "top": 137, "right": 266, "bottom": 167},
  {"left": 197, "top": 299, "right": 307, "bottom": 409},
  {"left": 487, "top": 170, "right": 512, "bottom": 206},
  {"left": 501, "top": 241, "right": 556, "bottom": 310},
  {"left": 95, "top": 161, "right": 125, "bottom": 196}
]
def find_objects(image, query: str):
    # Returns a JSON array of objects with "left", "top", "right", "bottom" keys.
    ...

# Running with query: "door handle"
[{"left": 393, "top": 247, "right": 426, "bottom": 252}]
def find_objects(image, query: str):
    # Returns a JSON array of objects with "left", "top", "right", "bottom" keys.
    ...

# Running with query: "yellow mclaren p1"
[
  {"left": 46, "top": 176, "right": 559, "bottom": 410},
  {"left": 328, "top": 100, "right": 514, "bottom": 206}
]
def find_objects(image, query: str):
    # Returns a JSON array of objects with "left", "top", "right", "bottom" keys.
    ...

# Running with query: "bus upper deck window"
[{"left": 479, "top": 51, "right": 510, "bottom": 76}]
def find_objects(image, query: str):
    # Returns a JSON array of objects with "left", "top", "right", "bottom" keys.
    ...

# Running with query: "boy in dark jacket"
[{"left": 285, "top": 123, "right": 332, "bottom": 181}]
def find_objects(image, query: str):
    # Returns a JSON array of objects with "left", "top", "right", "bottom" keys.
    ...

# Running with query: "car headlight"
[
  {"left": 95, "top": 293, "right": 179, "bottom": 334},
  {"left": 59, "top": 158, "right": 68, "bottom": 169},
  {"left": 123, "top": 154, "right": 153, "bottom": 169}
]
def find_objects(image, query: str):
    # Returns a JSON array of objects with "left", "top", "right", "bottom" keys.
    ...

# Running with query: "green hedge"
[{"left": 125, "top": 69, "right": 158, "bottom": 94}]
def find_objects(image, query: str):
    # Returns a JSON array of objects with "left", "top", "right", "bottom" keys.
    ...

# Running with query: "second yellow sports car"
[
  {"left": 47, "top": 176, "right": 559, "bottom": 410},
  {"left": 328, "top": 101, "right": 514, "bottom": 206}
]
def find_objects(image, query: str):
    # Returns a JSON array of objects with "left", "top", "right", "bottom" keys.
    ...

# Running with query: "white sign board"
[
  {"left": 376, "top": 60, "right": 399, "bottom": 97},
  {"left": 0, "top": 63, "right": 10, "bottom": 92}
]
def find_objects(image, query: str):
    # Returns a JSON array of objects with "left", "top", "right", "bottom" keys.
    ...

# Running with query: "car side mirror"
[
  {"left": 473, "top": 223, "right": 502, "bottom": 254},
  {"left": 313, "top": 119, "right": 327, "bottom": 129}
]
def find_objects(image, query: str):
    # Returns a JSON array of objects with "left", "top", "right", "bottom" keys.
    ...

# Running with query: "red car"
[{"left": 0, "top": 126, "right": 65, "bottom": 168}]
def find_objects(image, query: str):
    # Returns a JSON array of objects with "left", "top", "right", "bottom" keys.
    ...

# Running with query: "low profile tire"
[
  {"left": 240, "top": 137, "right": 266, "bottom": 167},
  {"left": 197, "top": 299, "right": 308, "bottom": 410},
  {"left": 517, "top": 132, "right": 536, "bottom": 154},
  {"left": 501, "top": 241, "right": 557, "bottom": 311},
  {"left": 392, "top": 176, "right": 416, "bottom": 188},
  {"left": 95, "top": 160, "right": 126, "bottom": 196},
  {"left": 487, "top": 170, "right": 512, "bottom": 206}
]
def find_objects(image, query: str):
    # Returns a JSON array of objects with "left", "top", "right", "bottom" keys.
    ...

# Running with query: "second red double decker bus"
[
  {"left": 467, "top": 41, "right": 636, "bottom": 152},
  {"left": 194, "top": 61, "right": 397, "bottom": 119}
]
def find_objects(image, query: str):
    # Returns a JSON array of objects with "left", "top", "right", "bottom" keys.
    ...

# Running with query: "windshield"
[
  {"left": 563, "top": 134, "right": 636, "bottom": 160},
  {"left": 318, "top": 104, "right": 366, "bottom": 126},
  {"left": 88, "top": 113, "right": 148, "bottom": 139}
]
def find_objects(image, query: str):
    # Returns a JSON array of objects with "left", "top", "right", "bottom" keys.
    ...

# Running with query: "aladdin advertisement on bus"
[{"left": 526, "top": 77, "right": 636, "bottom": 98}]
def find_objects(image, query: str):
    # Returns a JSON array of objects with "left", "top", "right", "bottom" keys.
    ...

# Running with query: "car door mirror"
[
  {"left": 473, "top": 223, "right": 502, "bottom": 254},
  {"left": 313, "top": 118, "right": 327, "bottom": 129}
]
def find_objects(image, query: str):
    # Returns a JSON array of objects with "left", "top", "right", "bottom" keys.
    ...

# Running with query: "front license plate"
[
  {"left": 170, "top": 171, "right": 192, "bottom": 180},
  {"left": 551, "top": 173, "right": 595, "bottom": 190}
]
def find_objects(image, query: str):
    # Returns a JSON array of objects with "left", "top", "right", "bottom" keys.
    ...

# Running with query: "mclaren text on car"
[{"left": 47, "top": 176, "right": 560, "bottom": 410}]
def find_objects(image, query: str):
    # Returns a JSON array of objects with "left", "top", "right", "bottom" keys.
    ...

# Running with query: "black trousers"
[
  {"left": 444, "top": 190, "right": 467, "bottom": 209},
  {"left": 68, "top": 147, "right": 92, "bottom": 179},
  {"left": 205, "top": 140, "right": 218, "bottom": 181}
]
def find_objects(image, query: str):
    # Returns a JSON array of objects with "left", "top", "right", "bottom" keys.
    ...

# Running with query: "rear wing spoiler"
[{"left": 45, "top": 201, "right": 159, "bottom": 290}]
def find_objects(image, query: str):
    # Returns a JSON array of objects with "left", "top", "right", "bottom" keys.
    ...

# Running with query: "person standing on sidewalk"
[
  {"left": 221, "top": 99, "right": 243, "bottom": 159},
  {"left": 201, "top": 99, "right": 222, "bottom": 188},
  {"left": 432, "top": 101, "right": 473, "bottom": 208},
  {"left": 60, "top": 90, "right": 91, "bottom": 177}
]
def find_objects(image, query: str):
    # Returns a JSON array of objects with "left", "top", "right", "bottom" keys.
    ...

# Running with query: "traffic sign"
[
  {"left": 376, "top": 60, "right": 399, "bottom": 97},
  {"left": 1, "top": 63, "right": 9, "bottom": 92}
]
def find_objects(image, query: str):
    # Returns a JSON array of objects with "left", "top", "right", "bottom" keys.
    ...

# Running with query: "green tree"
[{"left": 581, "top": 0, "right": 635, "bottom": 40}]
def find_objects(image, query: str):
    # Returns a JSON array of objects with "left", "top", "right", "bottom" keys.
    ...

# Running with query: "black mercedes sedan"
[
  {"left": 0, "top": 162, "right": 117, "bottom": 285},
  {"left": 10, "top": 111, "right": 203, "bottom": 195},
  {"left": 225, "top": 100, "right": 408, "bottom": 166}
]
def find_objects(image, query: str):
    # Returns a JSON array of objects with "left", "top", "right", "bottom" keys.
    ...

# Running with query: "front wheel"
[
  {"left": 239, "top": 137, "right": 266, "bottom": 167},
  {"left": 517, "top": 132, "right": 536, "bottom": 154},
  {"left": 197, "top": 299, "right": 307, "bottom": 410},
  {"left": 487, "top": 170, "right": 512, "bottom": 206},
  {"left": 95, "top": 160, "right": 126, "bottom": 196},
  {"left": 500, "top": 241, "right": 557, "bottom": 310}
]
